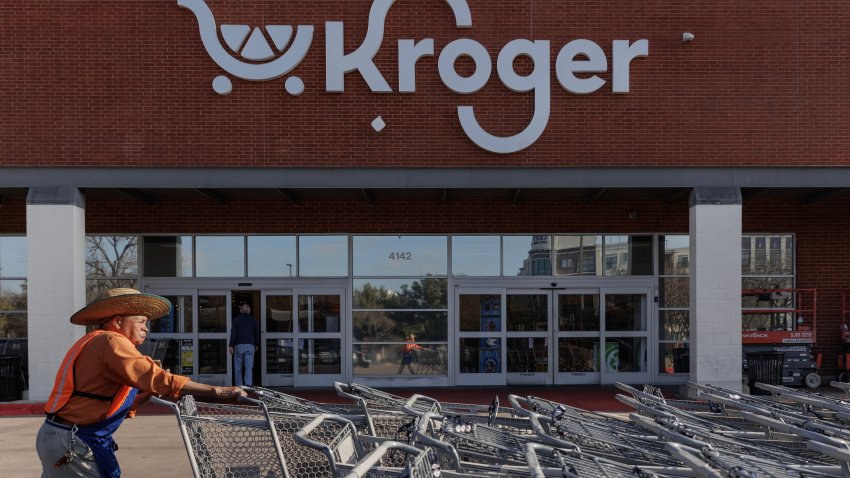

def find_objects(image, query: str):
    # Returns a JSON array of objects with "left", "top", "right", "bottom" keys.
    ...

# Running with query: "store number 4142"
[{"left": 389, "top": 252, "right": 413, "bottom": 261}]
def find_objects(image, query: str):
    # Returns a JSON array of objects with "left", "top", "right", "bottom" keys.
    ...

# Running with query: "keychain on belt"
[{"left": 54, "top": 424, "right": 79, "bottom": 468}]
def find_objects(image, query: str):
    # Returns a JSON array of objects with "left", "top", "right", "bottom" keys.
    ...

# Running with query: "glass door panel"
[
  {"left": 144, "top": 290, "right": 196, "bottom": 378},
  {"left": 197, "top": 291, "right": 229, "bottom": 385},
  {"left": 262, "top": 291, "right": 294, "bottom": 386},
  {"left": 294, "top": 290, "right": 346, "bottom": 387},
  {"left": 506, "top": 291, "right": 549, "bottom": 385},
  {"left": 600, "top": 290, "right": 651, "bottom": 384},
  {"left": 555, "top": 291, "right": 601, "bottom": 385},
  {"left": 456, "top": 291, "right": 505, "bottom": 386}
]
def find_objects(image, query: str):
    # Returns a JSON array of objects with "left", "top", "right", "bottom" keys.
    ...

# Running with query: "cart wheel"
[
  {"left": 804, "top": 372, "right": 822, "bottom": 389},
  {"left": 839, "top": 371, "right": 850, "bottom": 383}
]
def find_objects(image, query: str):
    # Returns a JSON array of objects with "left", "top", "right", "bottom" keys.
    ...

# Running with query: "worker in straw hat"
[{"left": 36, "top": 288, "right": 246, "bottom": 477}]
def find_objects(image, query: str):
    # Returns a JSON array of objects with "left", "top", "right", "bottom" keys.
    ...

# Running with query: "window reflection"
[
  {"left": 558, "top": 294, "right": 599, "bottom": 331},
  {"left": 196, "top": 236, "right": 244, "bottom": 277},
  {"left": 353, "top": 278, "right": 447, "bottom": 309},
  {"left": 266, "top": 338, "right": 294, "bottom": 375},
  {"left": 659, "top": 343, "right": 689, "bottom": 374},
  {"left": 248, "top": 236, "right": 296, "bottom": 277},
  {"left": 298, "top": 295, "right": 341, "bottom": 333},
  {"left": 143, "top": 236, "right": 193, "bottom": 277},
  {"left": 504, "top": 236, "right": 551, "bottom": 276},
  {"left": 265, "top": 295, "right": 293, "bottom": 333},
  {"left": 659, "top": 311, "right": 689, "bottom": 341},
  {"left": 352, "top": 344, "right": 447, "bottom": 376},
  {"left": 742, "top": 234, "right": 793, "bottom": 275},
  {"left": 299, "top": 338, "right": 341, "bottom": 374},
  {"left": 150, "top": 295, "right": 193, "bottom": 333},
  {"left": 0, "top": 313, "right": 27, "bottom": 338},
  {"left": 506, "top": 294, "right": 548, "bottom": 332},
  {"left": 85, "top": 236, "right": 138, "bottom": 278},
  {"left": 659, "top": 278, "right": 689, "bottom": 308},
  {"left": 144, "top": 338, "right": 194, "bottom": 375},
  {"left": 353, "top": 236, "right": 447, "bottom": 277},
  {"left": 459, "top": 337, "right": 501, "bottom": 373},
  {"left": 353, "top": 311, "right": 448, "bottom": 342},
  {"left": 452, "top": 236, "right": 500, "bottom": 276},
  {"left": 604, "top": 236, "right": 652, "bottom": 276},
  {"left": 198, "top": 339, "right": 227, "bottom": 375},
  {"left": 659, "top": 235, "right": 689, "bottom": 275},
  {"left": 299, "top": 236, "right": 348, "bottom": 277},
  {"left": 199, "top": 295, "right": 227, "bottom": 333},
  {"left": 554, "top": 235, "right": 600, "bottom": 276},
  {"left": 605, "top": 294, "right": 646, "bottom": 332},
  {"left": 0, "top": 237, "right": 27, "bottom": 278},
  {"left": 0, "top": 280, "right": 27, "bottom": 311}
]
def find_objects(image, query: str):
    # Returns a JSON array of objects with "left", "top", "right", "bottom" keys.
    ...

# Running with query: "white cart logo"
[{"left": 179, "top": 0, "right": 648, "bottom": 154}]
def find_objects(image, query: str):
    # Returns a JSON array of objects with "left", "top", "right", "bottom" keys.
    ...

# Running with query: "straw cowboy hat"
[{"left": 70, "top": 288, "right": 172, "bottom": 326}]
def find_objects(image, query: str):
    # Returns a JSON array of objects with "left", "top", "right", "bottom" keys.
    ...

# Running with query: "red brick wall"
[{"left": 1, "top": 0, "right": 848, "bottom": 166}]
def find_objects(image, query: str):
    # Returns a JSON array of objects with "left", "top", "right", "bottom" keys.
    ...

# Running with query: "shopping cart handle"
[
  {"left": 343, "top": 441, "right": 423, "bottom": 478},
  {"left": 149, "top": 395, "right": 178, "bottom": 410},
  {"left": 236, "top": 395, "right": 264, "bottom": 407}
]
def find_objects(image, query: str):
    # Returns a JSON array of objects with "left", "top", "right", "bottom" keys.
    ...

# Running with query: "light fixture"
[{"left": 682, "top": 32, "right": 695, "bottom": 42}]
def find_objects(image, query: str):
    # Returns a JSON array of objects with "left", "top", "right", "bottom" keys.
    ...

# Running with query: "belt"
[{"left": 45, "top": 414, "right": 77, "bottom": 428}]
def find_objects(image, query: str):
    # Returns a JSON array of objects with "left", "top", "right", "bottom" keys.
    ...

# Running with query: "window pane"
[
  {"left": 659, "top": 310, "right": 689, "bottom": 341},
  {"left": 86, "top": 235, "right": 138, "bottom": 278},
  {"left": 604, "top": 338, "right": 647, "bottom": 372},
  {"left": 353, "top": 278, "right": 447, "bottom": 309},
  {"left": 143, "top": 338, "right": 193, "bottom": 375},
  {"left": 452, "top": 236, "right": 500, "bottom": 276},
  {"left": 742, "top": 277, "right": 793, "bottom": 300},
  {"left": 507, "top": 337, "right": 548, "bottom": 373},
  {"left": 299, "top": 236, "right": 348, "bottom": 277},
  {"left": 659, "top": 278, "right": 689, "bottom": 308},
  {"left": 506, "top": 294, "right": 548, "bottom": 332},
  {"left": 742, "top": 312, "right": 795, "bottom": 331},
  {"left": 265, "top": 295, "right": 293, "bottom": 333},
  {"left": 0, "top": 313, "right": 26, "bottom": 338},
  {"left": 298, "top": 295, "right": 341, "bottom": 333},
  {"left": 247, "top": 236, "right": 296, "bottom": 277},
  {"left": 558, "top": 338, "right": 599, "bottom": 372},
  {"left": 199, "top": 295, "right": 227, "bottom": 333},
  {"left": 0, "top": 237, "right": 26, "bottom": 277},
  {"left": 353, "top": 236, "right": 447, "bottom": 276},
  {"left": 198, "top": 339, "right": 227, "bottom": 376},
  {"left": 86, "top": 279, "right": 138, "bottom": 305},
  {"left": 504, "top": 236, "right": 551, "bottom": 276},
  {"left": 553, "top": 235, "right": 601, "bottom": 276},
  {"left": 352, "top": 344, "right": 447, "bottom": 376},
  {"left": 196, "top": 236, "right": 244, "bottom": 277},
  {"left": 150, "top": 295, "right": 193, "bottom": 334},
  {"left": 143, "top": 236, "right": 193, "bottom": 277},
  {"left": 266, "top": 338, "right": 294, "bottom": 375},
  {"left": 299, "top": 338, "right": 341, "bottom": 374},
  {"left": 604, "top": 235, "right": 653, "bottom": 276},
  {"left": 353, "top": 311, "right": 448, "bottom": 342},
  {"left": 659, "top": 343, "right": 689, "bottom": 374},
  {"left": 605, "top": 294, "right": 647, "bottom": 332},
  {"left": 558, "top": 294, "right": 600, "bottom": 331},
  {"left": 659, "top": 235, "right": 689, "bottom": 275},
  {"left": 742, "top": 234, "right": 794, "bottom": 275},
  {"left": 458, "top": 295, "right": 501, "bottom": 332},
  {"left": 459, "top": 337, "right": 501, "bottom": 373},
  {"left": 0, "top": 280, "right": 26, "bottom": 311}
]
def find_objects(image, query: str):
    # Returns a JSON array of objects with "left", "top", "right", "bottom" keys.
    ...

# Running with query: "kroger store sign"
[{"left": 179, "top": 0, "right": 649, "bottom": 154}]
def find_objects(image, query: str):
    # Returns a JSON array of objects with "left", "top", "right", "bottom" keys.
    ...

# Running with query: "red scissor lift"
[{"left": 741, "top": 288, "right": 822, "bottom": 388}]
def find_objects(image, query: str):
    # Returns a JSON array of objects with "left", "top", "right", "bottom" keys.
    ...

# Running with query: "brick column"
[{"left": 689, "top": 187, "right": 742, "bottom": 391}]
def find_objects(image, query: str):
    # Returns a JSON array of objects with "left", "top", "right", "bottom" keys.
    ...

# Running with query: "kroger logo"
[{"left": 179, "top": 0, "right": 649, "bottom": 154}]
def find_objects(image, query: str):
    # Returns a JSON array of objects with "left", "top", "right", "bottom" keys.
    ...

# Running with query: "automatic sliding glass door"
[
  {"left": 262, "top": 290, "right": 295, "bottom": 387},
  {"left": 600, "top": 289, "right": 652, "bottom": 384},
  {"left": 554, "top": 290, "right": 602, "bottom": 385}
]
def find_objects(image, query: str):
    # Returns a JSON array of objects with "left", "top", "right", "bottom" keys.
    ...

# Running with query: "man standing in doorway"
[{"left": 229, "top": 303, "right": 259, "bottom": 387}]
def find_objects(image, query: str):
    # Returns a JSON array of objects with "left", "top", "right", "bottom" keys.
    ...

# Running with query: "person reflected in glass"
[
  {"left": 229, "top": 303, "right": 259, "bottom": 387},
  {"left": 398, "top": 334, "right": 422, "bottom": 374}
]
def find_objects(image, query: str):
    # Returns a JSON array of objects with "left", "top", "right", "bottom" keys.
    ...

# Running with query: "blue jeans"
[{"left": 234, "top": 343, "right": 255, "bottom": 387}]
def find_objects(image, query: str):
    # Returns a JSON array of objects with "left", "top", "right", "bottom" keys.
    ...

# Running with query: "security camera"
[
  {"left": 550, "top": 282, "right": 557, "bottom": 287},
  {"left": 682, "top": 32, "right": 695, "bottom": 42}
]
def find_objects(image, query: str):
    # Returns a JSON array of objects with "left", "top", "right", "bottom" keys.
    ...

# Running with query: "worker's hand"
[
  {"left": 212, "top": 386, "right": 247, "bottom": 399},
  {"left": 228, "top": 346, "right": 234, "bottom": 355}
]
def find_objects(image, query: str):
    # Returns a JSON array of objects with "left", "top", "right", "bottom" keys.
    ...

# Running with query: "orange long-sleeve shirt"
[{"left": 53, "top": 331, "right": 190, "bottom": 425}]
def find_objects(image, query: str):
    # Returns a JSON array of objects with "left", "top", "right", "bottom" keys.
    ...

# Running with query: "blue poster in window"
[
  {"left": 480, "top": 296, "right": 501, "bottom": 332},
  {"left": 479, "top": 337, "right": 501, "bottom": 373}
]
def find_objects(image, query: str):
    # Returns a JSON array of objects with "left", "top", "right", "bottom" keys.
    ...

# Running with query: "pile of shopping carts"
[{"left": 152, "top": 380, "right": 850, "bottom": 478}]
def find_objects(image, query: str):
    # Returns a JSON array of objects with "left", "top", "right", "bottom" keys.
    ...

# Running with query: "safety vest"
[{"left": 45, "top": 330, "right": 133, "bottom": 419}]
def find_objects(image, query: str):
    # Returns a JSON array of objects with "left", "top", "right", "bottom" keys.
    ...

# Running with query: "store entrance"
[
  {"left": 230, "top": 290, "right": 261, "bottom": 388},
  {"left": 455, "top": 280, "right": 653, "bottom": 386}
]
